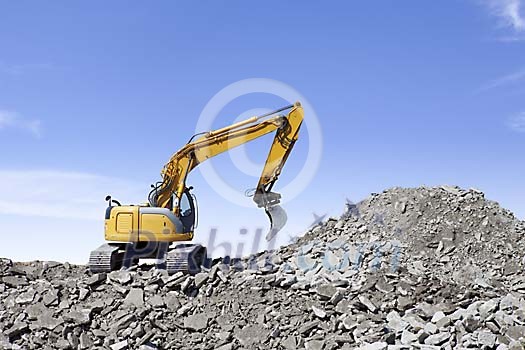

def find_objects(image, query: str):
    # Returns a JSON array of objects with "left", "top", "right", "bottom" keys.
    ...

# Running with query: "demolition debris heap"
[{"left": 1, "top": 186, "right": 525, "bottom": 350}]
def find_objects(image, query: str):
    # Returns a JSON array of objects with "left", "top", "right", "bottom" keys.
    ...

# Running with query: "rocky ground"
[{"left": 1, "top": 186, "right": 525, "bottom": 350}]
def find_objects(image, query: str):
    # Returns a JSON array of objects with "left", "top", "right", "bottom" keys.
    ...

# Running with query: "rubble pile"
[{"left": 1, "top": 186, "right": 525, "bottom": 350}]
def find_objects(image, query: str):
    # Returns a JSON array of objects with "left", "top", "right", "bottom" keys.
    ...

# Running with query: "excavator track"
[
  {"left": 89, "top": 244, "right": 124, "bottom": 273},
  {"left": 166, "top": 244, "right": 207, "bottom": 274},
  {"left": 90, "top": 243, "right": 207, "bottom": 274}
]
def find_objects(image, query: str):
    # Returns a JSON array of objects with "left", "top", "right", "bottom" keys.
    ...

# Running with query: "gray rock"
[
  {"left": 147, "top": 295, "right": 165, "bottom": 308},
  {"left": 424, "top": 332, "right": 450, "bottom": 346},
  {"left": 2, "top": 276, "right": 28, "bottom": 287},
  {"left": 38, "top": 312, "right": 64, "bottom": 330},
  {"left": 479, "top": 299, "right": 498, "bottom": 318},
  {"left": 316, "top": 284, "right": 337, "bottom": 299},
  {"left": 305, "top": 339, "right": 324, "bottom": 350},
  {"left": 400, "top": 329, "right": 418, "bottom": 344},
  {"left": 110, "top": 340, "right": 128, "bottom": 350},
  {"left": 214, "top": 344, "right": 233, "bottom": 350},
  {"left": 79, "top": 332, "right": 93, "bottom": 349},
  {"left": 15, "top": 289, "right": 36, "bottom": 304},
  {"left": 234, "top": 325, "right": 269, "bottom": 346},
  {"left": 184, "top": 313, "right": 209, "bottom": 331},
  {"left": 86, "top": 273, "right": 107, "bottom": 285},
  {"left": 342, "top": 316, "right": 358, "bottom": 331},
  {"left": 4, "top": 322, "right": 28, "bottom": 338},
  {"left": 42, "top": 289, "right": 59, "bottom": 306},
  {"left": 477, "top": 331, "right": 497, "bottom": 348},
  {"left": 194, "top": 272, "right": 209, "bottom": 288},
  {"left": 124, "top": 288, "right": 144, "bottom": 307},
  {"left": 387, "top": 310, "right": 408, "bottom": 332},
  {"left": 138, "top": 344, "right": 158, "bottom": 350},
  {"left": 164, "top": 293, "right": 181, "bottom": 311},
  {"left": 358, "top": 295, "right": 378, "bottom": 313},
  {"left": 2, "top": 186, "right": 525, "bottom": 350},
  {"left": 300, "top": 320, "right": 320, "bottom": 335},
  {"left": 312, "top": 305, "right": 327, "bottom": 318},
  {"left": 281, "top": 336, "right": 297, "bottom": 350},
  {"left": 424, "top": 322, "right": 438, "bottom": 334},
  {"left": 64, "top": 309, "right": 91, "bottom": 325},
  {"left": 506, "top": 326, "right": 525, "bottom": 341},
  {"left": 110, "top": 314, "right": 136, "bottom": 333},
  {"left": 108, "top": 270, "right": 132, "bottom": 284},
  {"left": 359, "top": 342, "right": 388, "bottom": 350},
  {"left": 375, "top": 280, "right": 394, "bottom": 294}
]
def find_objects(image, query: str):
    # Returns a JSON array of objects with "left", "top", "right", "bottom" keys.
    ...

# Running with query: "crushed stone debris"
[{"left": 1, "top": 186, "right": 524, "bottom": 349}]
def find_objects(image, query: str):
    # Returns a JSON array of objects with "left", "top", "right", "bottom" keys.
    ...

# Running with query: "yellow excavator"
[{"left": 89, "top": 102, "right": 304, "bottom": 274}]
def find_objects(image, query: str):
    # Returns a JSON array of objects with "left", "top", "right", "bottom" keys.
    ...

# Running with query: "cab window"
[{"left": 179, "top": 191, "right": 193, "bottom": 217}]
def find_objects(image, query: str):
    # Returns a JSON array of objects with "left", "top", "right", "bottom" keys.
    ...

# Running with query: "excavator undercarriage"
[{"left": 89, "top": 243, "right": 207, "bottom": 274}]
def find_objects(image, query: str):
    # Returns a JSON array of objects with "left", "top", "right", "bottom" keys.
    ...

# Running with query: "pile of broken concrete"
[{"left": 1, "top": 186, "right": 525, "bottom": 349}]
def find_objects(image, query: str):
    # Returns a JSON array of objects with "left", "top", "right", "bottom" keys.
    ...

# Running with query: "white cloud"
[
  {"left": 481, "top": 0, "right": 525, "bottom": 31},
  {"left": 0, "top": 110, "right": 42, "bottom": 138},
  {"left": 507, "top": 111, "right": 525, "bottom": 131},
  {"left": 0, "top": 170, "right": 147, "bottom": 220},
  {"left": 479, "top": 67, "right": 525, "bottom": 91}
]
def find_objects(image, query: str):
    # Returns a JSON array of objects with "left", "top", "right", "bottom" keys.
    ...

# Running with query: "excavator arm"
[{"left": 149, "top": 102, "right": 304, "bottom": 239}]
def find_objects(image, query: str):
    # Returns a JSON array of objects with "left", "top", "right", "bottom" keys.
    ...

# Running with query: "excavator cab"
[
  {"left": 165, "top": 188, "right": 196, "bottom": 233},
  {"left": 177, "top": 188, "right": 197, "bottom": 233}
]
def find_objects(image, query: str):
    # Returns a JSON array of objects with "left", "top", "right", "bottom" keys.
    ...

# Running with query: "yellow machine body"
[{"left": 104, "top": 205, "right": 194, "bottom": 243}]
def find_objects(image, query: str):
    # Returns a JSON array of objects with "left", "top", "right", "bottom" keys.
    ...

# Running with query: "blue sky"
[{"left": 1, "top": 1, "right": 524, "bottom": 263}]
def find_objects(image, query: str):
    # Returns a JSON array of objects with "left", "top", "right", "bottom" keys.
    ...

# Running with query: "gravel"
[{"left": 1, "top": 186, "right": 524, "bottom": 349}]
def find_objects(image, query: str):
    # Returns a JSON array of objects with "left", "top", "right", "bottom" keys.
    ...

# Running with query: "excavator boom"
[{"left": 150, "top": 102, "right": 303, "bottom": 238}]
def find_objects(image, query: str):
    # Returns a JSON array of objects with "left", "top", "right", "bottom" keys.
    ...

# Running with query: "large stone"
[
  {"left": 281, "top": 336, "right": 297, "bottom": 350},
  {"left": 312, "top": 305, "right": 327, "bottom": 319},
  {"left": 2, "top": 276, "right": 28, "bottom": 287},
  {"left": 86, "top": 273, "right": 106, "bottom": 286},
  {"left": 316, "top": 284, "right": 337, "bottom": 299},
  {"left": 4, "top": 322, "right": 28, "bottom": 338},
  {"left": 164, "top": 293, "right": 181, "bottom": 311},
  {"left": 108, "top": 270, "right": 132, "bottom": 284},
  {"left": 506, "top": 326, "right": 525, "bottom": 341},
  {"left": 300, "top": 320, "right": 319, "bottom": 335},
  {"left": 15, "top": 289, "right": 36, "bottom": 304},
  {"left": 387, "top": 310, "right": 408, "bottom": 332},
  {"left": 79, "top": 332, "right": 93, "bottom": 349},
  {"left": 305, "top": 339, "right": 325, "bottom": 350},
  {"left": 184, "top": 313, "right": 209, "bottom": 331},
  {"left": 424, "top": 332, "right": 450, "bottom": 346},
  {"left": 147, "top": 295, "right": 165, "bottom": 308},
  {"left": 234, "top": 325, "right": 269, "bottom": 346},
  {"left": 358, "top": 295, "right": 378, "bottom": 313},
  {"left": 478, "top": 331, "right": 497, "bottom": 348},
  {"left": 479, "top": 299, "right": 499, "bottom": 318},
  {"left": 111, "top": 340, "right": 128, "bottom": 350},
  {"left": 43, "top": 289, "right": 59, "bottom": 306},
  {"left": 64, "top": 309, "right": 91, "bottom": 325},
  {"left": 124, "top": 288, "right": 144, "bottom": 307},
  {"left": 194, "top": 272, "right": 209, "bottom": 288},
  {"left": 214, "top": 344, "right": 233, "bottom": 350},
  {"left": 401, "top": 330, "right": 418, "bottom": 344},
  {"left": 359, "top": 342, "right": 388, "bottom": 350},
  {"left": 38, "top": 312, "right": 65, "bottom": 330}
]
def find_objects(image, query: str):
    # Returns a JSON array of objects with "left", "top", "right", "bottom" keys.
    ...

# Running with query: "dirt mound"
[{"left": 1, "top": 186, "right": 524, "bottom": 349}]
